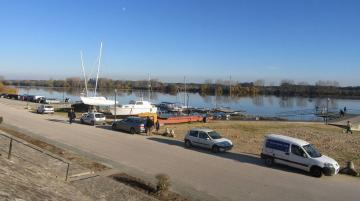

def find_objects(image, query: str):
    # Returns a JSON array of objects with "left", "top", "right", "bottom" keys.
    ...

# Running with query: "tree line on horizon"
[{"left": 2, "top": 77, "right": 360, "bottom": 98}]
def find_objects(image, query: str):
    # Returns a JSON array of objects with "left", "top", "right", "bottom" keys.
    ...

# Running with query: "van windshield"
[
  {"left": 302, "top": 144, "right": 322, "bottom": 158},
  {"left": 208, "top": 131, "right": 222, "bottom": 139}
]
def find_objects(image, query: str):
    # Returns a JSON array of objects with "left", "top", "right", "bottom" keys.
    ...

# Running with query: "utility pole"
[
  {"left": 114, "top": 89, "right": 117, "bottom": 122},
  {"left": 229, "top": 75, "right": 232, "bottom": 97},
  {"left": 326, "top": 98, "right": 330, "bottom": 124}
]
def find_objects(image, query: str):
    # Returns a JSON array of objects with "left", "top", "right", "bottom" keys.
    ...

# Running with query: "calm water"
[{"left": 18, "top": 87, "right": 360, "bottom": 120}]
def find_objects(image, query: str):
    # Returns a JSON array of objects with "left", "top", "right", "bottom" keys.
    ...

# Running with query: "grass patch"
[{"left": 0, "top": 125, "right": 109, "bottom": 172}]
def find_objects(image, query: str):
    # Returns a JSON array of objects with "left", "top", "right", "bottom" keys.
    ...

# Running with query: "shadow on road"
[
  {"left": 147, "top": 137, "right": 309, "bottom": 176},
  {"left": 96, "top": 125, "right": 138, "bottom": 135},
  {"left": 96, "top": 125, "right": 114, "bottom": 131},
  {"left": 47, "top": 118, "right": 70, "bottom": 124}
]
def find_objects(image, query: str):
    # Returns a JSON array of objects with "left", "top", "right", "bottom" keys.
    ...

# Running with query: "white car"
[
  {"left": 37, "top": 105, "right": 54, "bottom": 114},
  {"left": 261, "top": 134, "right": 340, "bottom": 177},
  {"left": 184, "top": 128, "right": 233, "bottom": 152},
  {"left": 80, "top": 112, "right": 106, "bottom": 126}
]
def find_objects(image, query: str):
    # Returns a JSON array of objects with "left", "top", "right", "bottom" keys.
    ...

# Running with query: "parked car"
[
  {"left": 80, "top": 112, "right": 106, "bottom": 125},
  {"left": 212, "top": 112, "right": 230, "bottom": 120},
  {"left": 261, "top": 134, "right": 340, "bottom": 177},
  {"left": 41, "top": 98, "right": 61, "bottom": 104},
  {"left": 184, "top": 128, "right": 233, "bottom": 152},
  {"left": 0, "top": 93, "right": 6, "bottom": 98},
  {"left": 33, "top": 95, "right": 45, "bottom": 103},
  {"left": 37, "top": 105, "right": 54, "bottom": 114},
  {"left": 112, "top": 117, "right": 146, "bottom": 134}
]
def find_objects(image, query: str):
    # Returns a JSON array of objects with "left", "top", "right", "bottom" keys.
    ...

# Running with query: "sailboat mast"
[
  {"left": 80, "top": 50, "right": 88, "bottom": 96},
  {"left": 148, "top": 73, "right": 151, "bottom": 101},
  {"left": 184, "top": 76, "right": 187, "bottom": 106},
  {"left": 94, "top": 42, "right": 103, "bottom": 97}
]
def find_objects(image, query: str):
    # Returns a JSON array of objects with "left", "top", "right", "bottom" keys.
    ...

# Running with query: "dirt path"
[{"left": 0, "top": 98, "right": 359, "bottom": 201}]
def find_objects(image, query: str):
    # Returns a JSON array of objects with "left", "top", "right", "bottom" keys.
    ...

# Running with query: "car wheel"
[
  {"left": 130, "top": 127, "right": 136, "bottom": 134},
  {"left": 212, "top": 145, "right": 220, "bottom": 153},
  {"left": 264, "top": 157, "right": 274, "bottom": 167},
  {"left": 185, "top": 140, "right": 192, "bottom": 148},
  {"left": 91, "top": 121, "right": 95, "bottom": 126},
  {"left": 310, "top": 166, "right": 323, "bottom": 178}
]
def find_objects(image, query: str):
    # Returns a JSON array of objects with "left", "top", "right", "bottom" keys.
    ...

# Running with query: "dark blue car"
[{"left": 112, "top": 117, "right": 146, "bottom": 134}]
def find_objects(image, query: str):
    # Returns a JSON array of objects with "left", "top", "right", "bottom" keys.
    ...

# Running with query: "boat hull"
[{"left": 110, "top": 106, "right": 157, "bottom": 116}]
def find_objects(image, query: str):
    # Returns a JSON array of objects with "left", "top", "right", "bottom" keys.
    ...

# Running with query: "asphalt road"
[{"left": 0, "top": 98, "right": 359, "bottom": 201}]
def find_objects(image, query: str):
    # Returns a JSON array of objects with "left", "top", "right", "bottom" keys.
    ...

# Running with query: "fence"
[{"left": 0, "top": 132, "right": 70, "bottom": 181}]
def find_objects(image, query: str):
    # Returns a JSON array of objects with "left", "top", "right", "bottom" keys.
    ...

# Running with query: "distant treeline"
[
  {"left": 0, "top": 81, "right": 17, "bottom": 94},
  {"left": 3, "top": 78, "right": 360, "bottom": 98}
]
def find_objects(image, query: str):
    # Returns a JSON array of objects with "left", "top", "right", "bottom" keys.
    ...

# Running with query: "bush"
[
  {"left": 155, "top": 174, "right": 171, "bottom": 193},
  {"left": 0, "top": 116, "right": 2, "bottom": 124}
]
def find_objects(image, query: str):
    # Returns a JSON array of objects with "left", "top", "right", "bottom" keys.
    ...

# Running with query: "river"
[{"left": 17, "top": 87, "right": 360, "bottom": 121}]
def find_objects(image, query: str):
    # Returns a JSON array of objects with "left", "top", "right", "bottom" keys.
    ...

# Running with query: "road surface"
[{"left": 0, "top": 98, "right": 359, "bottom": 201}]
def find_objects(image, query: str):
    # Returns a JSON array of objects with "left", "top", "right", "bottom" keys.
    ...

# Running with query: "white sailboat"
[
  {"left": 110, "top": 73, "right": 157, "bottom": 115},
  {"left": 80, "top": 42, "right": 117, "bottom": 106},
  {"left": 110, "top": 100, "right": 157, "bottom": 115}
]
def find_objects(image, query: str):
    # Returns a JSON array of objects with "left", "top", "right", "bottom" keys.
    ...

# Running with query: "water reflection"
[
  {"left": 279, "top": 97, "right": 294, "bottom": 108},
  {"left": 251, "top": 96, "right": 264, "bottom": 106}
]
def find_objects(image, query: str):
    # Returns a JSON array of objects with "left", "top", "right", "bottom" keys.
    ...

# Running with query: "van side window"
[
  {"left": 189, "top": 130, "right": 198, "bottom": 137},
  {"left": 265, "top": 139, "right": 290, "bottom": 152},
  {"left": 291, "top": 145, "right": 305, "bottom": 157}
]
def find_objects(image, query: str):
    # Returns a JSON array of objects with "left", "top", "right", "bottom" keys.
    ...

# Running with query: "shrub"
[
  {"left": 155, "top": 174, "right": 171, "bottom": 193},
  {"left": 0, "top": 116, "right": 2, "bottom": 124}
]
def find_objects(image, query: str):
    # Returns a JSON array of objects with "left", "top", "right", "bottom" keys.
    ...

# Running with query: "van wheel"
[
  {"left": 91, "top": 121, "right": 95, "bottom": 126},
  {"left": 185, "top": 140, "right": 192, "bottom": 148},
  {"left": 264, "top": 157, "right": 274, "bottom": 167},
  {"left": 130, "top": 127, "right": 136, "bottom": 134},
  {"left": 212, "top": 145, "right": 220, "bottom": 153},
  {"left": 310, "top": 166, "right": 323, "bottom": 178}
]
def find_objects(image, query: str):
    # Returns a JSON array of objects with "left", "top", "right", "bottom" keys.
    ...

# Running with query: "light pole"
[{"left": 114, "top": 89, "right": 117, "bottom": 122}]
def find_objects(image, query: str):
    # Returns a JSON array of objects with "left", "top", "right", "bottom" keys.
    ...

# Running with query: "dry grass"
[{"left": 158, "top": 120, "right": 360, "bottom": 168}]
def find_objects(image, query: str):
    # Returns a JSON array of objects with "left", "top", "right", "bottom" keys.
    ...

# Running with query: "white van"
[{"left": 261, "top": 134, "right": 340, "bottom": 177}]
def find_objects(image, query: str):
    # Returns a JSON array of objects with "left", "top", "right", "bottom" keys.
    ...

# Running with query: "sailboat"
[
  {"left": 110, "top": 73, "right": 157, "bottom": 115},
  {"left": 80, "top": 42, "right": 117, "bottom": 106}
]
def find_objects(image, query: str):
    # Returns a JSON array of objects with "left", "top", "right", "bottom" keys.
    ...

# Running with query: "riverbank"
[{"left": 159, "top": 120, "right": 360, "bottom": 169}]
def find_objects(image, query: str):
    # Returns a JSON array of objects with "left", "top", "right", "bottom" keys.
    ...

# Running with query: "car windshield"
[
  {"left": 302, "top": 144, "right": 322, "bottom": 158},
  {"left": 208, "top": 131, "right": 222, "bottom": 139}
]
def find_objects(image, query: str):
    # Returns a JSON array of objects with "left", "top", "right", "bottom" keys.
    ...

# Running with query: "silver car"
[
  {"left": 184, "top": 128, "right": 233, "bottom": 152},
  {"left": 80, "top": 112, "right": 106, "bottom": 125},
  {"left": 37, "top": 105, "right": 54, "bottom": 114}
]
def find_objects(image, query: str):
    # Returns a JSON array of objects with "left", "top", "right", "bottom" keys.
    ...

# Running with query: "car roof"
[
  {"left": 190, "top": 127, "right": 214, "bottom": 133},
  {"left": 265, "top": 134, "right": 309, "bottom": 146}
]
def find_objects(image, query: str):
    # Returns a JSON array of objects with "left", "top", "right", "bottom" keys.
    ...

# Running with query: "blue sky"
[{"left": 0, "top": 0, "right": 360, "bottom": 86}]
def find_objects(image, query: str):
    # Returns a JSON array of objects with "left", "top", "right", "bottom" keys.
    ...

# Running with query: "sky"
[{"left": 0, "top": 0, "right": 360, "bottom": 86}]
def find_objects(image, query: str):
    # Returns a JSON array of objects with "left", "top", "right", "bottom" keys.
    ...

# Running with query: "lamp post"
[{"left": 114, "top": 89, "right": 117, "bottom": 122}]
